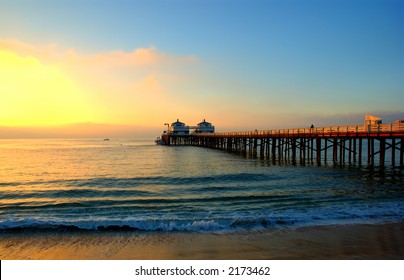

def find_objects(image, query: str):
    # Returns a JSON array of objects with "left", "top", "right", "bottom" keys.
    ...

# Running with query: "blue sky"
[{"left": 0, "top": 0, "right": 403, "bottom": 136}]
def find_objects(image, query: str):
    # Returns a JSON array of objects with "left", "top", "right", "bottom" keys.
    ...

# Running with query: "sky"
[{"left": 0, "top": 0, "right": 403, "bottom": 138}]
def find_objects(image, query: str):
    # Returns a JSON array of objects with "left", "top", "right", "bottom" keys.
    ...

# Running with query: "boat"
[{"left": 155, "top": 136, "right": 165, "bottom": 145}]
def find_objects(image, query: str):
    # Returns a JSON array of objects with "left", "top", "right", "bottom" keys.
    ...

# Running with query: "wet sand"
[{"left": 1, "top": 222, "right": 403, "bottom": 259}]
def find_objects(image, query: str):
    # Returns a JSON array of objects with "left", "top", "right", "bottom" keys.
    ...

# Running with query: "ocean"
[{"left": 0, "top": 138, "right": 403, "bottom": 233}]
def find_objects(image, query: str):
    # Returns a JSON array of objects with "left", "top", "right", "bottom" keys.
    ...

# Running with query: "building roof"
[
  {"left": 198, "top": 119, "right": 212, "bottom": 126},
  {"left": 365, "top": 114, "right": 382, "bottom": 121},
  {"left": 172, "top": 119, "right": 185, "bottom": 126}
]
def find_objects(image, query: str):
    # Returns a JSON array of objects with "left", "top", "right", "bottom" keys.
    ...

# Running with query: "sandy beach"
[{"left": 1, "top": 222, "right": 403, "bottom": 260}]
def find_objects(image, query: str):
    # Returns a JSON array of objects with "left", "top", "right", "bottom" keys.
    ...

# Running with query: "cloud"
[
  {"left": 0, "top": 123, "right": 162, "bottom": 138},
  {"left": 0, "top": 38, "right": 200, "bottom": 126},
  {"left": 0, "top": 38, "right": 197, "bottom": 67},
  {"left": 0, "top": 39, "right": 198, "bottom": 92},
  {"left": 0, "top": 39, "right": 58, "bottom": 61},
  {"left": 65, "top": 47, "right": 198, "bottom": 67}
]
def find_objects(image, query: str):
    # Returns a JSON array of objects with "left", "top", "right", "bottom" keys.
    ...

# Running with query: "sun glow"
[{"left": 0, "top": 50, "right": 92, "bottom": 126}]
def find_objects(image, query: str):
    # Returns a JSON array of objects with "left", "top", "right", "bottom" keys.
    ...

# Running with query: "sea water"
[{"left": 0, "top": 138, "right": 403, "bottom": 232}]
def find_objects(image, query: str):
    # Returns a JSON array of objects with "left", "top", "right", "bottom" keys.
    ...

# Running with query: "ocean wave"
[
  {"left": 1, "top": 202, "right": 403, "bottom": 233},
  {"left": 0, "top": 172, "right": 279, "bottom": 188}
]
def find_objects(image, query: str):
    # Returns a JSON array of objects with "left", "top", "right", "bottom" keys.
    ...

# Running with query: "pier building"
[
  {"left": 195, "top": 119, "right": 215, "bottom": 133},
  {"left": 169, "top": 119, "right": 189, "bottom": 135}
]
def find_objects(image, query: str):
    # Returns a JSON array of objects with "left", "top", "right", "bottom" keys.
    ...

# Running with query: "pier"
[{"left": 161, "top": 122, "right": 404, "bottom": 168}]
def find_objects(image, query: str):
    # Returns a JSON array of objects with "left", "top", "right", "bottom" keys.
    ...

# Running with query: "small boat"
[
  {"left": 155, "top": 137, "right": 165, "bottom": 145},
  {"left": 103, "top": 138, "right": 110, "bottom": 141}
]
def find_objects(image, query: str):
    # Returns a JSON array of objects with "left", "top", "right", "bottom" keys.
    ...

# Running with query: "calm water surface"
[{"left": 0, "top": 138, "right": 403, "bottom": 232}]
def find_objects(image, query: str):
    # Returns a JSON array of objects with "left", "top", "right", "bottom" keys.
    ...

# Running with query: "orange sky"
[
  {"left": 0, "top": 39, "right": 300, "bottom": 137},
  {"left": 0, "top": 39, "right": 202, "bottom": 129},
  {"left": 1, "top": 38, "right": 403, "bottom": 139},
  {"left": 1, "top": 1, "right": 403, "bottom": 138}
]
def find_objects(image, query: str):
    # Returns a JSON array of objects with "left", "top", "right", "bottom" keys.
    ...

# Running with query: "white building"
[
  {"left": 364, "top": 114, "right": 382, "bottom": 131},
  {"left": 169, "top": 119, "right": 190, "bottom": 135},
  {"left": 195, "top": 119, "right": 215, "bottom": 133}
]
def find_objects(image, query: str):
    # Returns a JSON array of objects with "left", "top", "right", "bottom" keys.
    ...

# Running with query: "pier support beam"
[
  {"left": 391, "top": 139, "right": 395, "bottom": 167},
  {"left": 380, "top": 138, "right": 386, "bottom": 167},
  {"left": 316, "top": 138, "right": 321, "bottom": 166},
  {"left": 163, "top": 130, "right": 404, "bottom": 168}
]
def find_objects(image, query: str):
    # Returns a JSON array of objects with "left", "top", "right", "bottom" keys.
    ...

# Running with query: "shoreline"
[{"left": 1, "top": 221, "right": 404, "bottom": 260}]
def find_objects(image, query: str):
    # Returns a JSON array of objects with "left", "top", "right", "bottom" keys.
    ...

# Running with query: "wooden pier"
[{"left": 161, "top": 123, "right": 404, "bottom": 168}]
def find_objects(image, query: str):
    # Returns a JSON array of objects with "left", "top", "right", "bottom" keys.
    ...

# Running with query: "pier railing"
[{"left": 196, "top": 123, "right": 404, "bottom": 138}]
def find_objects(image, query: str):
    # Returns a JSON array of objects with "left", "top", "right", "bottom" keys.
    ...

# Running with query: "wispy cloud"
[
  {"left": 64, "top": 47, "right": 198, "bottom": 67},
  {"left": 0, "top": 39, "right": 58, "bottom": 60},
  {"left": 0, "top": 39, "right": 197, "bottom": 67},
  {"left": 0, "top": 38, "right": 200, "bottom": 126}
]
